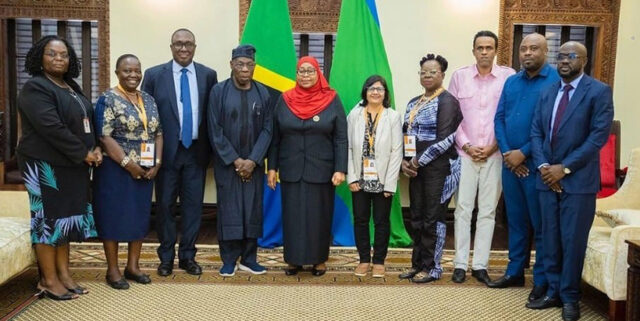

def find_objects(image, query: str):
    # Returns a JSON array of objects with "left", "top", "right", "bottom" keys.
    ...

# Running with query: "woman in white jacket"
[{"left": 347, "top": 75, "right": 403, "bottom": 278}]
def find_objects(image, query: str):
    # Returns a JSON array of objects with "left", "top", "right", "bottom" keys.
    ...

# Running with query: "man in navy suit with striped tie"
[
  {"left": 528, "top": 41, "right": 614, "bottom": 321},
  {"left": 142, "top": 28, "right": 217, "bottom": 276}
]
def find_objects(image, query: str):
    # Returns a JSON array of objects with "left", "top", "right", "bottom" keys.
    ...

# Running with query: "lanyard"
[
  {"left": 117, "top": 84, "right": 147, "bottom": 134},
  {"left": 363, "top": 108, "right": 381, "bottom": 150},
  {"left": 407, "top": 87, "right": 444, "bottom": 131}
]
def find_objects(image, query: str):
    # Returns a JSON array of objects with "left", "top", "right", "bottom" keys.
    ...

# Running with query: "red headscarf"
[{"left": 283, "top": 56, "right": 337, "bottom": 120}]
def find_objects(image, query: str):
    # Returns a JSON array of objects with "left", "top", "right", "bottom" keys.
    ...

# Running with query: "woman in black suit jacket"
[{"left": 267, "top": 56, "right": 347, "bottom": 276}]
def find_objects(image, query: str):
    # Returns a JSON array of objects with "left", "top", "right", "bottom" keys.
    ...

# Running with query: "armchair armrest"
[{"left": 604, "top": 224, "right": 640, "bottom": 300}]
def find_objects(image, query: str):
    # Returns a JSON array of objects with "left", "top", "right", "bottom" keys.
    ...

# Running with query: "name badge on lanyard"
[
  {"left": 140, "top": 143, "right": 155, "bottom": 167},
  {"left": 404, "top": 135, "right": 416, "bottom": 157},
  {"left": 363, "top": 157, "right": 378, "bottom": 181},
  {"left": 83, "top": 117, "right": 91, "bottom": 134}
]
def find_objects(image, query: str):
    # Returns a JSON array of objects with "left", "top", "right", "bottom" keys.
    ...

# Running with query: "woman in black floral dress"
[{"left": 17, "top": 36, "right": 101, "bottom": 300}]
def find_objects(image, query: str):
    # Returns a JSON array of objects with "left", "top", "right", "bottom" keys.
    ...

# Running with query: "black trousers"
[
  {"left": 351, "top": 190, "right": 392, "bottom": 264},
  {"left": 409, "top": 157, "right": 449, "bottom": 272},
  {"left": 155, "top": 143, "right": 205, "bottom": 263},
  {"left": 219, "top": 238, "right": 258, "bottom": 266}
]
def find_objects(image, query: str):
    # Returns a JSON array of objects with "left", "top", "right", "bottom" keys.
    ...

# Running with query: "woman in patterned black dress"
[{"left": 17, "top": 36, "right": 101, "bottom": 300}]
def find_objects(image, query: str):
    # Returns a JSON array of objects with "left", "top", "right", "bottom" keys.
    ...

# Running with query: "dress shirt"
[
  {"left": 449, "top": 64, "right": 515, "bottom": 159},
  {"left": 494, "top": 63, "right": 560, "bottom": 157},
  {"left": 549, "top": 73, "right": 584, "bottom": 140},
  {"left": 172, "top": 60, "right": 199, "bottom": 140}
]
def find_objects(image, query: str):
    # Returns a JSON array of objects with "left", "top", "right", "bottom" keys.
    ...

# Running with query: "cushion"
[
  {"left": 0, "top": 217, "right": 35, "bottom": 285},
  {"left": 599, "top": 134, "right": 617, "bottom": 187}
]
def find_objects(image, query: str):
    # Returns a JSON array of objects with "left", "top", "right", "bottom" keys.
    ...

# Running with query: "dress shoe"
[
  {"left": 471, "top": 269, "right": 491, "bottom": 285},
  {"left": 487, "top": 274, "right": 524, "bottom": 288},
  {"left": 179, "top": 259, "right": 203, "bottom": 275},
  {"left": 238, "top": 261, "right": 267, "bottom": 275},
  {"left": 398, "top": 268, "right": 419, "bottom": 279},
  {"left": 528, "top": 284, "right": 548, "bottom": 303},
  {"left": 66, "top": 286, "right": 88, "bottom": 295},
  {"left": 411, "top": 271, "right": 437, "bottom": 284},
  {"left": 354, "top": 263, "right": 370, "bottom": 277},
  {"left": 525, "top": 295, "right": 562, "bottom": 309},
  {"left": 311, "top": 265, "right": 327, "bottom": 276},
  {"left": 371, "top": 264, "right": 385, "bottom": 278},
  {"left": 36, "top": 288, "right": 78, "bottom": 300},
  {"left": 105, "top": 276, "right": 130, "bottom": 290},
  {"left": 284, "top": 265, "right": 301, "bottom": 276},
  {"left": 157, "top": 262, "right": 173, "bottom": 277},
  {"left": 124, "top": 269, "right": 152, "bottom": 284},
  {"left": 451, "top": 268, "right": 466, "bottom": 283},
  {"left": 219, "top": 263, "right": 238, "bottom": 277},
  {"left": 562, "top": 302, "right": 580, "bottom": 321}
]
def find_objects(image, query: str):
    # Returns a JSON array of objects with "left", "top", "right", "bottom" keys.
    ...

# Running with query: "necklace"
[{"left": 44, "top": 74, "right": 69, "bottom": 89}]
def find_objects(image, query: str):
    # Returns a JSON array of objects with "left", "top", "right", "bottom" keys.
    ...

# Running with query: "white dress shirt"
[{"left": 172, "top": 60, "right": 199, "bottom": 140}]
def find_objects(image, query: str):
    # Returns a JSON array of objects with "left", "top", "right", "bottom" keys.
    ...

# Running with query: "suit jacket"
[
  {"left": 346, "top": 105, "right": 403, "bottom": 193},
  {"left": 141, "top": 61, "right": 217, "bottom": 167},
  {"left": 530, "top": 74, "right": 614, "bottom": 194},
  {"left": 268, "top": 95, "right": 348, "bottom": 184}
]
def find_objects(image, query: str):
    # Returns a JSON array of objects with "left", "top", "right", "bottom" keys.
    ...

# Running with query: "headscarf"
[{"left": 283, "top": 56, "right": 336, "bottom": 120}]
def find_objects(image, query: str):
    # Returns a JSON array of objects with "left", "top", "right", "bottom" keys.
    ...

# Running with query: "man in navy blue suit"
[
  {"left": 528, "top": 41, "right": 614, "bottom": 321},
  {"left": 142, "top": 28, "right": 217, "bottom": 276}
]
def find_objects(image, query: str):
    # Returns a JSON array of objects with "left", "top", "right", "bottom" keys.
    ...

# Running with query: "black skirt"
[{"left": 281, "top": 181, "right": 335, "bottom": 265}]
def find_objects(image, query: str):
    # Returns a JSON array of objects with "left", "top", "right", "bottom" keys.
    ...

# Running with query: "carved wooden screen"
[{"left": 497, "top": 0, "right": 620, "bottom": 86}]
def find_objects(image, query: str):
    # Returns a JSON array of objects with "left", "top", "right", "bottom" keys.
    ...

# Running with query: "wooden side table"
[{"left": 626, "top": 240, "right": 640, "bottom": 321}]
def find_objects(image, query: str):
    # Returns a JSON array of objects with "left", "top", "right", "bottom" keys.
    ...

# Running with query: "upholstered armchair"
[
  {"left": 0, "top": 191, "right": 34, "bottom": 285},
  {"left": 582, "top": 147, "right": 640, "bottom": 320}
]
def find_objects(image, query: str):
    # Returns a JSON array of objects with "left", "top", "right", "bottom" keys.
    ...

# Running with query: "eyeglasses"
[
  {"left": 419, "top": 70, "right": 440, "bottom": 77},
  {"left": 232, "top": 62, "right": 256, "bottom": 69},
  {"left": 556, "top": 53, "right": 583, "bottom": 61},
  {"left": 367, "top": 86, "right": 385, "bottom": 93},
  {"left": 44, "top": 51, "right": 69, "bottom": 59},
  {"left": 171, "top": 42, "right": 196, "bottom": 50},
  {"left": 297, "top": 68, "right": 316, "bottom": 76}
]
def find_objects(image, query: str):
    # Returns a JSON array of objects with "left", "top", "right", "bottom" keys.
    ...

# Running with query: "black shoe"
[
  {"left": 562, "top": 302, "right": 580, "bottom": 321},
  {"left": 124, "top": 269, "right": 152, "bottom": 284},
  {"left": 487, "top": 274, "right": 525, "bottom": 288},
  {"left": 157, "top": 262, "right": 173, "bottom": 277},
  {"left": 179, "top": 259, "right": 202, "bottom": 275},
  {"left": 525, "top": 296, "right": 562, "bottom": 309},
  {"left": 471, "top": 269, "right": 491, "bottom": 285},
  {"left": 528, "top": 284, "right": 548, "bottom": 303},
  {"left": 399, "top": 268, "right": 419, "bottom": 279},
  {"left": 411, "top": 271, "right": 437, "bottom": 284},
  {"left": 105, "top": 276, "right": 130, "bottom": 290},
  {"left": 311, "top": 265, "right": 326, "bottom": 276},
  {"left": 451, "top": 268, "right": 466, "bottom": 283},
  {"left": 35, "top": 288, "right": 78, "bottom": 300},
  {"left": 66, "top": 286, "right": 88, "bottom": 295},
  {"left": 284, "top": 265, "right": 301, "bottom": 276}
]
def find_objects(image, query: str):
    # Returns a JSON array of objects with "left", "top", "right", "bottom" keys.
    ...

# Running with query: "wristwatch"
[
  {"left": 120, "top": 156, "right": 131, "bottom": 168},
  {"left": 563, "top": 166, "right": 571, "bottom": 175}
]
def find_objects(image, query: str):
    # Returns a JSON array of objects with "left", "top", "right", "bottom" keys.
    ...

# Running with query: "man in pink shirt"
[{"left": 448, "top": 31, "right": 515, "bottom": 285}]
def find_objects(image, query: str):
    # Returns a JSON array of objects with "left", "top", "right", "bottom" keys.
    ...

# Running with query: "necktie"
[
  {"left": 551, "top": 84, "right": 573, "bottom": 146},
  {"left": 180, "top": 68, "right": 193, "bottom": 148}
]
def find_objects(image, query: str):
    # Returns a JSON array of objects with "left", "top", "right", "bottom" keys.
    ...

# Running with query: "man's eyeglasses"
[
  {"left": 233, "top": 62, "right": 256, "bottom": 69},
  {"left": 171, "top": 42, "right": 196, "bottom": 50},
  {"left": 419, "top": 70, "right": 440, "bottom": 77},
  {"left": 367, "top": 86, "right": 385, "bottom": 93},
  {"left": 556, "top": 53, "right": 582, "bottom": 61},
  {"left": 297, "top": 69, "right": 316, "bottom": 76}
]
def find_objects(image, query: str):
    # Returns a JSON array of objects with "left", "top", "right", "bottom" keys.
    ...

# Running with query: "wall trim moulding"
[
  {"left": 497, "top": 0, "right": 620, "bottom": 86},
  {"left": 239, "top": 0, "right": 341, "bottom": 37}
]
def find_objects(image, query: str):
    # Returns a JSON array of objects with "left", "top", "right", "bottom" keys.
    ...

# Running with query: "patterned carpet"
[{"left": 0, "top": 243, "right": 608, "bottom": 320}]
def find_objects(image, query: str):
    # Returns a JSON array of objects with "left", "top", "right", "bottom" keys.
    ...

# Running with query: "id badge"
[
  {"left": 83, "top": 117, "right": 91, "bottom": 134},
  {"left": 363, "top": 157, "right": 378, "bottom": 181},
  {"left": 404, "top": 135, "right": 416, "bottom": 157},
  {"left": 140, "top": 143, "right": 155, "bottom": 167}
]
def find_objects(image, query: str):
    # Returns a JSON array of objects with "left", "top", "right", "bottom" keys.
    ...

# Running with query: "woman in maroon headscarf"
[{"left": 267, "top": 56, "right": 347, "bottom": 276}]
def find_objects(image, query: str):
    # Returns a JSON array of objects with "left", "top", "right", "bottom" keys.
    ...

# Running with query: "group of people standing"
[{"left": 17, "top": 26, "right": 612, "bottom": 321}]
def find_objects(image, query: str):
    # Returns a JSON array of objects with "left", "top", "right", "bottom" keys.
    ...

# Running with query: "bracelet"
[
  {"left": 155, "top": 158, "right": 162, "bottom": 166},
  {"left": 120, "top": 156, "right": 131, "bottom": 168}
]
